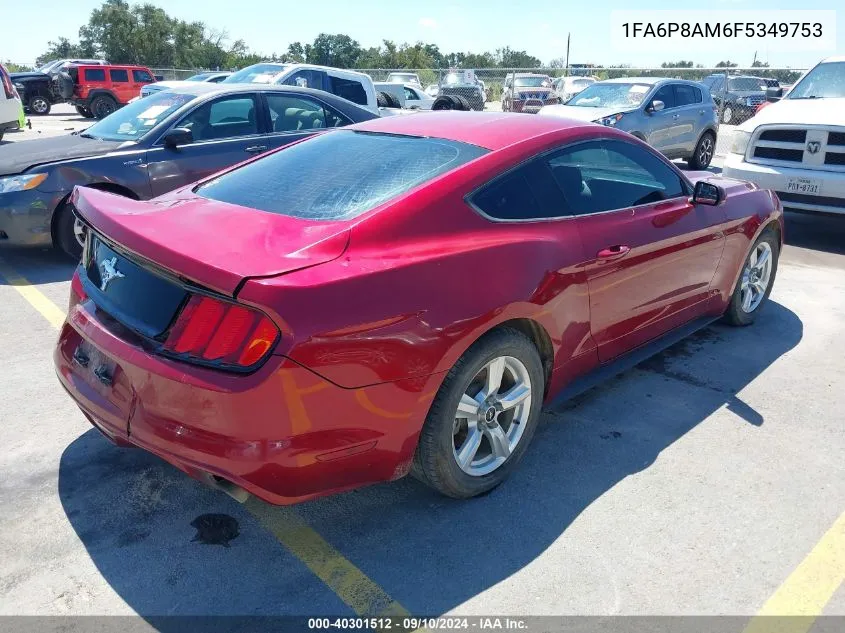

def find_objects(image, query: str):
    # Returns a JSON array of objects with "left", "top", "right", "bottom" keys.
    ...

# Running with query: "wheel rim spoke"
[
  {"left": 456, "top": 422, "right": 483, "bottom": 469},
  {"left": 741, "top": 287, "right": 754, "bottom": 311},
  {"left": 483, "top": 357, "right": 505, "bottom": 399},
  {"left": 484, "top": 423, "right": 511, "bottom": 460},
  {"left": 498, "top": 383, "right": 530, "bottom": 411},
  {"left": 456, "top": 393, "right": 480, "bottom": 417}
]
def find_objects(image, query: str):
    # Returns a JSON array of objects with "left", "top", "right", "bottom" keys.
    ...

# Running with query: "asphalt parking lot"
[{"left": 0, "top": 108, "right": 843, "bottom": 627}]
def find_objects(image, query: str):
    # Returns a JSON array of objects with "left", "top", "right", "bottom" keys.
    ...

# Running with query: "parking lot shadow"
[
  {"left": 0, "top": 246, "right": 76, "bottom": 285},
  {"left": 784, "top": 211, "right": 845, "bottom": 257},
  {"left": 58, "top": 301, "right": 802, "bottom": 618}
]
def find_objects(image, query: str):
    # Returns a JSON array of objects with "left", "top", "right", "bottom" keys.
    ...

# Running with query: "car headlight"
[
  {"left": 0, "top": 173, "right": 49, "bottom": 194},
  {"left": 594, "top": 113, "right": 624, "bottom": 126},
  {"left": 731, "top": 130, "right": 752, "bottom": 155}
]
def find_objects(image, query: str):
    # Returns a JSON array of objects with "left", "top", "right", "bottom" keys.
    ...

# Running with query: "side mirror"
[
  {"left": 692, "top": 180, "right": 723, "bottom": 206},
  {"left": 647, "top": 99, "right": 665, "bottom": 113},
  {"left": 163, "top": 127, "right": 193, "bottom": 149},
  {"left": 765, "top": 86, "right": 784, "bottom": 102}
]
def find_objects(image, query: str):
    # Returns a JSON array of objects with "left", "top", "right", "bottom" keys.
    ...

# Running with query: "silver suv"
[{"left": 539, "top": 77, "right": 719, "bottom": 169}]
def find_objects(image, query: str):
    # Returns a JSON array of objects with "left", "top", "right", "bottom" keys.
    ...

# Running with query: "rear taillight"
[
  {"left": 163, "top": 295, "right": 279, "bottom": 369},
  {"left": 69, "top": 269, "right": 87, "bottom": 312}
]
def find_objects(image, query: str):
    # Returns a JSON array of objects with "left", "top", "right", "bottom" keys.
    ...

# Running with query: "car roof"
[
  {"left": 821, "top": 55, "right": 845, "bottom": 63},
  {"left": 348, "top": 111, "right": 590, "bottom": 151},
  {"left": 160, "top": 82, "right": 371, "bottom": 108}
]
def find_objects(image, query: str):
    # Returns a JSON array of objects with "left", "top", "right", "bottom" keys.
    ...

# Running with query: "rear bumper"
[
  {"left": 723, "top": 154, "right": 845, "bottom": 215},
  {"left": 54, "top": 299, "right": 441, "bottom": 505},
  {"left": 0, "top": 188, "right": 62, "bottom": 247}
]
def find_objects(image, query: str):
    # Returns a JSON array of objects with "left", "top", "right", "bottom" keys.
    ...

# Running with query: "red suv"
[{"left": 68, "top": 64, "right": 156, "bottom": 119}]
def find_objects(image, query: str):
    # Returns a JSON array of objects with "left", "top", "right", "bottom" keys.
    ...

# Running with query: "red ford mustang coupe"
[{"left": 55, "top": 112, "right": 783, "bottom": 504}]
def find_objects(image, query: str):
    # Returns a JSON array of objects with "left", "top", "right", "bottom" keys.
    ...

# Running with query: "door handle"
[
  {"left": 597, "top": 245, "right": 631, "bottom": 261},
  {"left": 244, "top": 145, "right": 268, "bottom": 154}
]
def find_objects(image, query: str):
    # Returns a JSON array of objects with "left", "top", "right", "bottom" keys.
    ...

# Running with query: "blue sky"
[{"left": 4, "top": 0, "right": 842, "bottom": 68}]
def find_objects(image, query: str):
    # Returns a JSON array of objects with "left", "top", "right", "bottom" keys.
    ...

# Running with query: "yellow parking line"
[
  {"left": 0, "top": 257, "right": 66, "bottom": 329},
  {"left": 743, "top": 510, "right": 845, "bottom": 633},
  {"left": 246, "top": 499, "right": 408, "bottom": 616},
  {"left": 0, "top": 258, "right": 408, "bottom": 617}
]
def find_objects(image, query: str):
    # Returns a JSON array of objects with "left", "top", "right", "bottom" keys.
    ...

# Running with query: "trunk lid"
[{"left": 72, "top": 187, "right": 351, "bottom": 297}]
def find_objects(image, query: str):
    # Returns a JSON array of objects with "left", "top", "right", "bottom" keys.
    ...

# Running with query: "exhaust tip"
[{"left": 199, "top": 472, "right": 250, "bottom": 503}]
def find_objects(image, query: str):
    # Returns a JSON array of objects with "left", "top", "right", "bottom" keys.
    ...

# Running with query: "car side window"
[
  {"left": 674, "top": 84, "right": 699, "bottom": 106},
  {"left": 652, "top": 85, "right": 676, "bottom": 109},
  {"left": 283, "top": 70, "right": 326, "bottom": 90},
  {"left": 546, "top": 140, "right": 687, "bottom": 215},
  {"left": 175, "top": 94, "right": 259, "bottom": 142},
  {"left": 471, "top": 160, "right": 567, "bottom": 221},
  {"left": 329, "top": 76, "right": 368, "bottom": 106},
  {"left": 84, "top": 68, "right": 106, "bottom": 82},
  {"left": 265, "top": 94, "right": 330, "bottom": 132},
  {"left": 133, "top": 69, "right": 154, "bottom": 83},
  {"left": 109, "top": 69, "right": 129, "bottom": 83},
  {"left": 404, "top": 86, "right": 418, "bottom": 101}
]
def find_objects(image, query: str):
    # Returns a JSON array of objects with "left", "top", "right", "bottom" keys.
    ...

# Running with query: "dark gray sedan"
[{"left": 0, "top": 84, "right": 378, "bottom": 257}]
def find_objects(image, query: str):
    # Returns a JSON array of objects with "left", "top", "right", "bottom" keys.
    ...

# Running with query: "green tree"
[
  {"left": 715, "top": 60, "right": 739, "bottom": 68},
  {"left": 305, "top": 33, "right": 362, "bottom": 68},
  {"left": 285, "top": 42, "right": 306, "bottom": 63}
]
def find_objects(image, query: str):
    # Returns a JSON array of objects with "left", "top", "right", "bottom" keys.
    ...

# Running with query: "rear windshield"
[{"left": 196, "top": 131, "right": 487, "bottom": 220}]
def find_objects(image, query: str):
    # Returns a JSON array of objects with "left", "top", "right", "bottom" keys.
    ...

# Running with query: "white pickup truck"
[{"left": 723, "top": 56, "right": 845, "bottom": 216}]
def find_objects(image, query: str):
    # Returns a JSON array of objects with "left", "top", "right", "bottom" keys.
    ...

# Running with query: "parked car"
[
  {"left": 437, "top": 69, "right": 485, "bottom": 111},
  {"left": 56, "top": 112, "right": 783, "bottom": 505},
  {"left": 0, "top": 84, "right": 378, "bottom": 258},
  {"left": 554, "top": 76, "right": 596, "bottom": 103},
  {"left": 386, "top": 72, "right": 422, "bottom": 87},
  {"left": 56, "top": 64, "right": 157, "bottom": 119},
  {"left": 138, "top": 71, "right": 232, "bottom": 98},
  {"left": 373, "top": 82, "right": 435, "bottom": 109},
  {"left": 502, "top": 73, "right": 558, "bottom": 113},
  {"left": 224, "top": 63, "right": 379, "bottom": 114},
  {"left": 0, "top": 63, "right": 24, "bottom": 141},
  {"left": 723, "top": 55, "right": 845, "bottom": 216},
  {"left": 539, "top": 77, "right": 719, "bottom": 169},
  {"left": 10, "top": 59, "right": 110, "bottom": 115},
  {"left": 424, "top": 84, "right": 440, "bottom": 98},
  {"left": 700, "top": 74, "right": 780, "bottom": 125}
]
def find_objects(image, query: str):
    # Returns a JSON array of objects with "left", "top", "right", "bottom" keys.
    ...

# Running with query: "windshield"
[
  {"left": 197, "top": 131, "right": 487, "bottom": 220},
  {"left": 186, "top": 73, "right": 215, "bottom": 82},
  {"left": 728, "top": 77, "right": 768, "bottom": 91},
  {"left": 388, "top": 74, "right": 416, "bottom": 83},
  {"left": 788, "top": 62, "right": 845, "bottom": 99},
  {"left": 568, "top": 83, "right": 652, "bottom": 108},
  {"left": 224, "top": 63, "right": 288, "bottom": 84},
  {"left": 36, "top": 60, "right": 61, "bottom": 73},
  {"left": 83, "top": 92, "right": 197, "bottom": 141},
  {"left": 515, "top": 76, "right": 550, "bottom": 88}
]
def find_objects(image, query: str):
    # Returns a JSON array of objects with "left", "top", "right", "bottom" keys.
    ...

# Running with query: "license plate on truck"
[{"left": 786, "top": 178, "right": 821, "bottom": 195}]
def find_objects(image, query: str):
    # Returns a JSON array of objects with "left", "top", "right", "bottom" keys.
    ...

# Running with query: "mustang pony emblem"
[{"left": 99, "top": 257, "right": 125, "bottom": 291}]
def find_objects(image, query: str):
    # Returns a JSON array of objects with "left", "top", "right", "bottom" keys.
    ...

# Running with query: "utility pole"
[{"left": 564, "top": 33, "right": 570, "bottom": 76}]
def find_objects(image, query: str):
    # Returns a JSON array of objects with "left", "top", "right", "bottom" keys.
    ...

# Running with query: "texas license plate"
[{"left": 786, "top": 177, "right": 821, "bottom": 195}]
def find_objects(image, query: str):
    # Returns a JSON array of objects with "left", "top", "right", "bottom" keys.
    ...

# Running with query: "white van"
[
  {"left": 0, "top": 63, "right": 23, "bottom": 142},
  {"left": 224, "top": 63, "right": 380, "bottom": 114}
]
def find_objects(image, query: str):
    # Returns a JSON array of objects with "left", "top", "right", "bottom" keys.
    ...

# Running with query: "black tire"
[
  {"left": 412, "top": 327, "right": 544, "bottom": 499},
  {"left": 687, "top": 131, "right": 716, "bottom": 170},
  {"left": 376, "top": 91, "right": 401, "bottom": 109},
  {"left": 53, "top": 72, "right": 75, "bottom": 100},
  {"left": 723, "top": 228, "right": 779, "bottom": 327},
  {"left": 75, "top": 105, "right": 94, "bottom": 118},
  {"left": 91, "top": 95, "right": 118, "bottom": 120},
  {"left": 431, "top": 95, "right": 455, "bottom": 111},
  {"left": 452, "top": 95, "right": 472, "bottom": 111},
  {"left": 28, "top": 95, "right": 51, "bottom": 115},
  {"left": 54, "top": 201, "right": 85, "bottom": 260}
]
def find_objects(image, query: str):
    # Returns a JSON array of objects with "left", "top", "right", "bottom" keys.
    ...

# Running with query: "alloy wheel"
[
  {"left": 73, "top": 218, "right": 87, "bottom": 249},
  {"left": 722, "top": 106, "right": 733, "bottom": 124},
  {"left": 740, "top": 242, "right": 773, "bottom": 313},
  {"left": 452, "top": 356, "right": 532, "bottom": 476},
  {"left": 698, "top": 136, "right": 714, "bottom": 167},
  {"left": 31, "top": 97, "right": 49, "bottom": 114}
]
